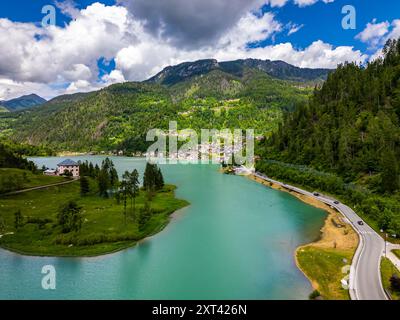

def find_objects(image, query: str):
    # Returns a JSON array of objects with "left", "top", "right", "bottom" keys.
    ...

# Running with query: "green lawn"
[
  {"left": 0, "top": 179, "right": 189, "bottom": 256},
  {"left": 296, "top": 247, "right": 353, "bottom": 300},
  {"left": 381, "top": 257, "right": 400, "bottom": 300},
  {"left": 393, "top": 250, "right": 400, "bottom": 260},
  {"left": 0, "top": 168, "right": 67, "bottom": 194}
]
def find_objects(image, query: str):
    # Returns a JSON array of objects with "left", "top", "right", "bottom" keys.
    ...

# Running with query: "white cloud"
[
  {"left": 0, "top": 1, "right": 364, "bottom": 100},
  {"left": 386, "top": 19, "right": 400, "bottom": 42},
  {"left": 287, "top": 23, "right": 304, "bottom": 36},
  {"left": 293, "top": 0, "right": 334, "bottom": 7},
  {"left": 55, "top": 0, "right": 81, "bottom": 19},
  {"left": 0, "top": 3, "right": 136, "bottom": 84},
  {"left": 267, "top": 0, "right": 289, "bottom": 7},
  {"left": 63, "top": 64, "right": 92, "bottom": 82},
  {"left": 357, "top": 19, "right": 400, "bottom": 62},
  {"left": 115, "top": 11, "right": 366, "bottom": 81},
  {"left": 0, "top": 78, "right": 66, "bottom": 101},
  {"left": 215, "top": 41, "right": 366, "bottom": 69},
  {"left": 267, "top": 0, "right": 334, "bottom": 7},
  {"left": 356, "top": 19, "right": 390, "bottom": 48},
  {"left": 101, "top": 69, "right": 126, "bottom": 84}
]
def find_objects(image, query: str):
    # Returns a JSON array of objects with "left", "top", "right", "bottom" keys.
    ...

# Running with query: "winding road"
[{"left": 253, "top": 172, "right": 388, "bottom": 300}]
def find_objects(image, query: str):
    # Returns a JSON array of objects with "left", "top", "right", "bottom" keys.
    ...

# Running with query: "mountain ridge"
[
  {"left": 147, "top": 58, "right": 331, "bottom": 86},
  {"left": 0, "top": 94, "right": 47, "bottom": 112},
  {"left": 1, "top": 58, "right": 330, "bottom": 153}
]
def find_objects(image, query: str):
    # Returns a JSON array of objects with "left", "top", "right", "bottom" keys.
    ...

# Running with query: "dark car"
[
  {"left": 357, "top": 221, "right": 364, "bottom": 226},
  {"left": 334, "top": 201, "right": 340, "bottom": 205},
  {"left": 313, "top": 192, "right": 320, "bottom": 197}
]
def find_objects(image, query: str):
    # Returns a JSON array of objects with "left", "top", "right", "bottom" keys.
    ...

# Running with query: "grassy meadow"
[
  {"left": 0, "top": 168, "right": 67, "bottom": 194},
  {"left": 0, "top": 178, "right": 189, "bottom": 257},
  {"left": 297, "top": 247, "right": 353, "bottom": 300},
  {"left": 380, "top": 257, "right": 400, "bottom": 300}
]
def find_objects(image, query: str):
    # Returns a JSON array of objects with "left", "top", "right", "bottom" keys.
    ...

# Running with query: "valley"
[
  {"left": 1, "top": 51, "right": 400, "bottom": 300},
  {"left": 1, "top": 58, "right": 327, "bottom": 154}
]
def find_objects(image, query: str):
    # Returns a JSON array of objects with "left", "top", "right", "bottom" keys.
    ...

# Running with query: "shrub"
[
  {"left": 309, "top": 290, "right": 322, "bottom": 300},
  {"left": 390, "top": 275, "right": 400, "bottom": 293}
]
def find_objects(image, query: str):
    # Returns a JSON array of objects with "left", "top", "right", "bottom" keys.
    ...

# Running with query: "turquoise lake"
[{"left": 0, "top": 156, "right": 327, "bottom": 299}]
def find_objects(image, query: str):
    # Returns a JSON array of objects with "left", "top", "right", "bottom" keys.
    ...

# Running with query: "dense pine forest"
[
  {"left": 0, "top": 142, "right": 37, "bottom": 172},
  {"left": 257, "top": 39, "right": 400, "bottom": 236}
]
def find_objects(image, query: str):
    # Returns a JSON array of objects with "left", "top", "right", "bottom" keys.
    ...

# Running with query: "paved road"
[
  {"left": 253, "top": 172, "right": 388, "bottom": 300},
  {"left": 1, "top": 178, "right": 78, "bottom": 197}
]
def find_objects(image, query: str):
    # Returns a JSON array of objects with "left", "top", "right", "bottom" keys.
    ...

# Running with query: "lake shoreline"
[
  {"left": 247, "top": 174, "right": 358, "bottom": 299},
  {"left": 0, "top": 207, "right": 191, "bottom": 259},
  {"left": 1, "top": 159, "right": 328, "bottom": 299},
  {"left": 0, "top": 181, "right": 190, "bottom": 258},
  {"left": 0, "top": 204, "right": 190, "bottom": 259}
]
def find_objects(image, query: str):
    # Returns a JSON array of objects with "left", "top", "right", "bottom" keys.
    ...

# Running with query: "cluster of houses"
[{"left": 43, "top": 159, "right": 80, "bottom": 178}]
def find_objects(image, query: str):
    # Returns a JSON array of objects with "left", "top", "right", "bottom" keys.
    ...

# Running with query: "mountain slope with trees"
[
  {"left": 147, "top": 58, "right": 330, "bottom": 85},
  {"left": 4, "top": 59, "right": 321, "bottom": 153},
  {"left": 0, "top": 94, "right": 46, "bottom": 112},
  {"left": 257, "top": 38, "right": 400, "bottom": 236},
  {"left": 263, "top": 39, "right": 400, "bottom": 192}
]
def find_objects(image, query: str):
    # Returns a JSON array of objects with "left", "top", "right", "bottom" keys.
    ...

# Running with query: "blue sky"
[
  {"left": 0, "top": 0, "right": 398, "bottom": 99},
  {"left": 0, "top": 0, "right": 115, "bottom": 25},
  {"left": 269, "top": 0, "right": 400, "bottom": 53},
  {"left": 1, "top": 0, "right": 398, "bottom": 52}
]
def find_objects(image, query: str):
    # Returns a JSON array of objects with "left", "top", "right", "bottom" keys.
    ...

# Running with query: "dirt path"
[{"left": 1, "top": 178, "right": 78, "bottom": 197}]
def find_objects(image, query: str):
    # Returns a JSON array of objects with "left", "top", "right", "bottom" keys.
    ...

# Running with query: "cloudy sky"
[{"left": 0, "top": 0, "right": 399, "bottom": 100}]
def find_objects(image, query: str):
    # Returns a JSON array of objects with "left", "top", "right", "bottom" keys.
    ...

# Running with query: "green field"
[
  {"left": 393, "top": 250, "right": 400, "bottom": 260},
  {"left": 0, "top": 179, "right": 189, "bottom": 256},
  {"left": 380, "top": 257, "right": 400, "bottom": 300},
  {"left": 0, "top": 168, "right": 67, "bottom": 194},
  {"left": 296, "top": 247, "right": 352, "bottom": 300}
]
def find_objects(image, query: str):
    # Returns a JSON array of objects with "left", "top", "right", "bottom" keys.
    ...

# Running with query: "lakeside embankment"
[{"left": 248, "top": 174, "right": 358, "bottom": 300}]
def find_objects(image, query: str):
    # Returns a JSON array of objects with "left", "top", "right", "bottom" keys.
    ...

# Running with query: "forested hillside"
[
  {"left": 262, "top": 39, "right": 400, "bottom": 193},
  {"left": 257, "top": 39, "right": 400, "bottom": 236},
  {"left": 5, "top": 64, "right": 314, "bottom": 153},
  {"left": 0, "top": 142, "right": 37, "bottom": 171},
  {"left": 0, "top": 94, "right": 46, "bottom": 112}
]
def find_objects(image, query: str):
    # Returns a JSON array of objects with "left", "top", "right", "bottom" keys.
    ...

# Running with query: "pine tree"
[
  {"left": 98, "top": 168, "right": 110, "bottom": 198},
  {"left": 130, "top": 169, "right": 140, "bottom": 217},
  {"left": 156, "top": 168, "right": 165, "bottom": 190},
  {"left": 14, "top": 210, "right": 23, "bottom": 230},
  {"left": 0, "top": 216, "right": 5, "bottom": 233},
  {"left": 119, "top": 173, "right": 130, "bottom": 224},
  {"left": 143, "top": 162, "right": 155, "bottom": 192},
  {"left": 381, "top": 149, "right": 399, "bottom": 194},
  {"left": 89, "top": 162, "right": 94, "bottom": 177},
  {"left": 57, "top": 201, "right": 83, "bottom": 233},
  {"left": 94, "top": 164, "right": 100, "bottom": 176},
  {"left": 80, "top": 176, "right": 90, "bottom": 196},
  {"left": 110, "top": 167, "right": 119, "bottom": 187},
  {"left": 138, "top": 201, "right": 152, "bottom": 231}
]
